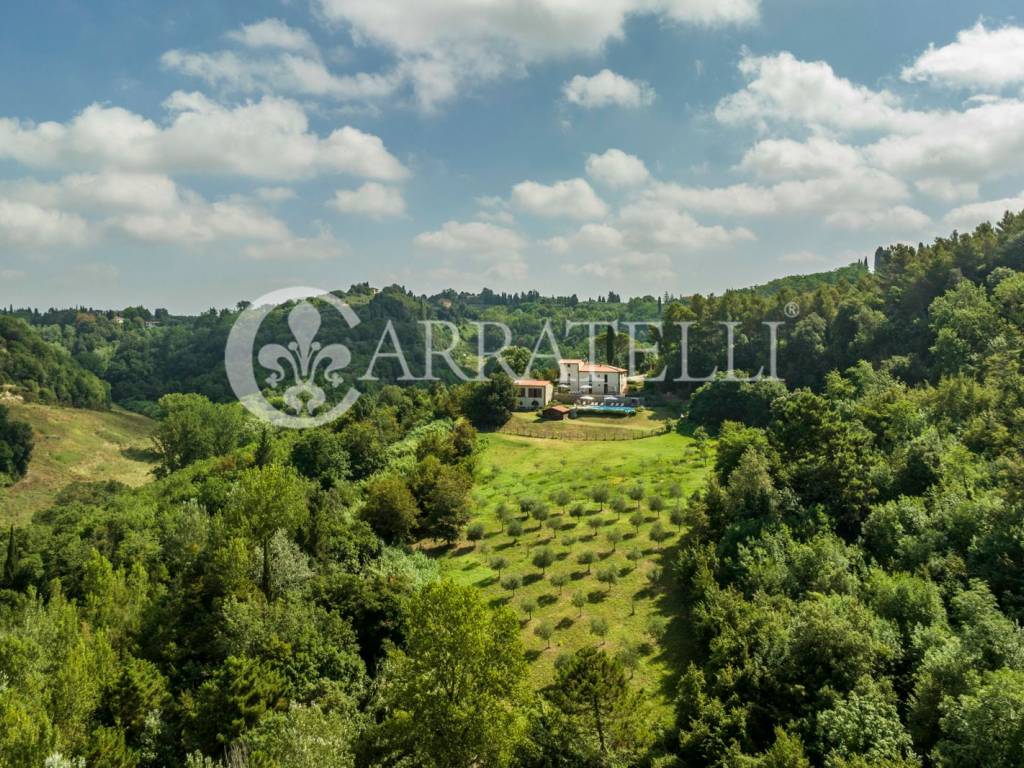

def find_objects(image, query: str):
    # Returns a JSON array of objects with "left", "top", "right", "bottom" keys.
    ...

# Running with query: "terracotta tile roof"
[
  {"left": 579, "top": 363, "right": 627, "bottom": 373},
  {"left": 514, "top": 379, "right": 551, "bottom": 387},
  {"left": 544, "top": 404, "right": 571, "bottom": 413}
]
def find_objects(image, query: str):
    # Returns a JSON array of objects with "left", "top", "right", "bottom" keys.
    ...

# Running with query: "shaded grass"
[
  {"left": 0, "top": 402, "right": 156, "bottom": 525},
  {"left": 433, "top": 429, "right": 710, "bottom": 718}
]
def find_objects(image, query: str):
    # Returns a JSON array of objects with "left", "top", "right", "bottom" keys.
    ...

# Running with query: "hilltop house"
[
  {"left": 514, "top": 379, "right": 553, "bottom": 410},
  {"left": 558, "top": 359, "right": 628, "bottom": 397}
]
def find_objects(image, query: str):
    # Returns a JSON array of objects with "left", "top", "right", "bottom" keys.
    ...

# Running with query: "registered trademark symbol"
[{"left": 784, "top": 301, "right": 800, "bottom": 319}]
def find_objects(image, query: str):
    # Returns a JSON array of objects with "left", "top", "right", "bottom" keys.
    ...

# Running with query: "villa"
[
  {"left": 513, "top": 378, "right": 553, "bottom": 410},
  {"left": 558, "top": 359, "right": 628, "bottom": 397}
]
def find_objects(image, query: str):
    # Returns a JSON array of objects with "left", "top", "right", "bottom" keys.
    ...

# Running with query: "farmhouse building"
[
  {"left": 558, "top": 359, "right": 628, "bottom": 396},
  {"left": 514, "top": 379, "right": 553, "bottom": 410}
]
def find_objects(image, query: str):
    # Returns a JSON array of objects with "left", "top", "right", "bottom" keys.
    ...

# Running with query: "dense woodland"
[{"left": 1, "top": 211, "right": 1024, "bottom": 766}]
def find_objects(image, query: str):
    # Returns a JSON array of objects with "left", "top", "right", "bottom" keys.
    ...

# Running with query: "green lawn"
[
  {"left": 0, "top": 401, "right": 157, "bottom": 525},
  {"left": 433, "top": 429, "right": 709, "bottom": 716}
]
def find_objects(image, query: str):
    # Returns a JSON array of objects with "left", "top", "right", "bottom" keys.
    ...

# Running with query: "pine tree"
[{"left": 2, "top": 525, "right": 16, "bottom": 588}]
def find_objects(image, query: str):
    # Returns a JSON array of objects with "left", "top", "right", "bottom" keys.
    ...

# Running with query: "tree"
[
  {"left": 668, "top": 481, "right": 683, "bottom": 511},
  {"left": 489, "top": 555, "right": 509, "bottom": 580},
  {"left": 359, "top": 475, "right": 420, "bottom": 545},
  {"left": 577, "top": 550, "right": 596, "bottom": 574},
  {"left": 535, "top": 620, "right": 555, "bottom": 649},
  {"left": 553, "top": 489, "right": 572, "bottom": 510},
  {"left": 507, "top": 519, "right": 524, "bottom": 543},
  {"left": 693, "top": 426, "right": 710, "bottom": 465},
  {"left": 289, "top": 428, "right": 350, "bottom": 489},
  {"left": 224, "top": 464, "right": 309, "bottom": 599},
  {"left": 572, "top": 590, "right": 587, "bottom": 617},
  {"left": 463, "top": 372, "right": 516, "bottom": 430},
  {"left": 466, "top": 522, "right": 486, "bottom": 547},
  {"left": 520, "top": 597, "right": 537, "bottom": 621},
  {"left": 532, "top": 547, "right": 555, "bottom": 575},
  {"left": 596, "top": 566, "right": 618, "bottom": 593},
  {"left": 590, "top": 617, "right": 610, "bottom": 644},
  {"left": 547, "top": 647, "right": 650, "bottom": 761},
  {"left": 649, "top": 522, "right": 670, "bottom": 549},
  {"left": 530, "top": 502, "right": 550, "bottom": 533},
  {"left": 611, "top": 496, "right": 629, "bottom": 519},
  {"left": 495, "top": 502, "right": 512, "bottom": 531},
  {"left": 629, "top": 510, "right": 645, "bottom": 534},
  {"left": 569, "top": 502, "right": 586, "bottom": 521},
  {"left": 648, "top": 495, "right": 665, "bottom": 517},
  {"left": 615, "top": 644, "right": 641, "bottom": 679},
  {"left": 413, "top": 457, "right": 473, "bottom": 544},
  {"left": 628, "top": 484, "right": 645, "bottom": 509},
  {"left": 591, "top": 486, "right": 610, "bottom": 512},
  {"left": 0, "top": 405, "right": 32, "bottom": 485},
  {"left": 2, "top": 526, "right": 16, "bottom": 588},
  {"left": 605, "top": 529, "right": 623, "bottom": 552},
  {"left": 669, "top": 506, "right": 686, "bottom": 531},
  {"left": 374, "top": 580, "right": 529, "bottom": 767},
  {"left": 501, "top": 574, "right": 522, "bottom": 597},
  {"left": 551, "top": 573, "right": 569, "bottom": 595}
]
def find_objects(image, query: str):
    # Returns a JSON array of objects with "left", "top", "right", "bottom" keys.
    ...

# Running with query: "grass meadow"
[
  {"left": 0, "top": 401, "right": 156, "bottom": 524},
  {"left": 435, "top": 428, "right": 710, "bottom": 715}
]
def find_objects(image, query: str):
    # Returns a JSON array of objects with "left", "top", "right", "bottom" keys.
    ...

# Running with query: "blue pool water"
[{"left": 577, "top": 405, "right": 636, "bottom": 415}]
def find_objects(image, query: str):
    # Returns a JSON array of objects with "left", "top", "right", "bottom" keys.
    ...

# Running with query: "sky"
[{"left": 2, "top": 1, "right": 1024, "bottom": 312}]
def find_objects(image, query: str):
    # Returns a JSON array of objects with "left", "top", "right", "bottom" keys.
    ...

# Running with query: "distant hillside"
[
  {"left": 0, "top": 400, "right": 155, "bottom": 524},
  {"left": 735, "top": 261, "right": 870, "bottom": 297},
  {"left": 0, "top": 316, "right": 110, "bottom": 408}
]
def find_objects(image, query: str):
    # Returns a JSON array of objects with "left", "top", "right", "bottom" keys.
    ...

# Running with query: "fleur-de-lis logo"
[
  {"left": 225, "top": 287, "right": 361, "bottom": 429},
  {"left": 257, "top": 301, "right": 351, "bottom": 416}
]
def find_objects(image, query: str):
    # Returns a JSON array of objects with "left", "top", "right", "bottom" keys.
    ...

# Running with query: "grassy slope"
[
  {"left": 0, "top": 401, "right": 156, "bottom": 524},
  {"left": 435, "top": 429, "right": 709, "bottom": 717}
]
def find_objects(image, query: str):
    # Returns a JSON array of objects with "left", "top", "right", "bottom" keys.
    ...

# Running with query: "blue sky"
[{"left": 2, "top": 1, "right": 1024, "bottom": 312}]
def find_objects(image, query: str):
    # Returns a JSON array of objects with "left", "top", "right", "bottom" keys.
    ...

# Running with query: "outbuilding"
[{"left": 542, "top": 404, "right": 572, "bottom": 420}]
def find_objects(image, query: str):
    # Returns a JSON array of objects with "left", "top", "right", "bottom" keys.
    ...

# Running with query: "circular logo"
[
  {"left": 784, "top": 301, "right": 800, "bottom": 319},
  {"left": 225, "top": 286, "right": 361, "bottom": 429}
]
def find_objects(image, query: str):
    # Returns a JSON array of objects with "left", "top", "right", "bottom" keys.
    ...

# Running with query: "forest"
[{"left": 1, "top": 210, "right": 1023, "bottom": 766}]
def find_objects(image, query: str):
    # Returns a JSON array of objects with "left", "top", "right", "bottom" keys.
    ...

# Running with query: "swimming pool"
[{"left": 576, "top": 405, "right": 637, "bottom": 415}]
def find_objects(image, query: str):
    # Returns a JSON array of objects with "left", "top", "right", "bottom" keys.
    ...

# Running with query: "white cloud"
[
  {"left": 863, "top": 98, "right": 1024, "bottom": 181},
  {"left": 716, "top": 51, "right": 909, "bottom": 132},
  {"left": 544, "top": 223, "right": 626, "bottom": 254},
  {"left": 716, "top": 50, "right": 1024, "bottom": 191},
  {"left": 562, "top": 250, "right": 675, "bottom": 282},
  {"left": 329, "top": 182, "right": 406, "bottom": 218},
  {"left": 0, "top": 171, "right": 296, "bottom": 248},
  {"left": 415, "top": 220, "right": 528, "bottom": 281},
  {"left": 914, "top": 177, "right": 978, "bottom": 202},
  {"left": 563, "top": 70, "right": 655, "bottom": 109},
  {"left": 242, "top": 225, "right": 347, "bottom": 261},
  {"left": 256, "top": 186, "right": 297, "bottom": 202},
  {"left": 161, "top": 49, "right": 399, "bottom": 102},
  {"left": 0, "top": 92, "right": 407, "bottom": 181},
  {"left": 511, "top": 178, "right": 607, "bottom": 220},
  {"left": 314, "top": 0, "right": 755, "bottom": 111},
  {"left": 618, "top": 199, "right": 755, "bottom": 250},
  {"left": 227, "top": 18, "right": 316, "bottom": 53},
  {"left": 415, "top": 220, "right": 526, "bottom": 254},
  {"left": 943, "top": 193, "right": 1024, "bottom": 231},
  {"left": 586, "top": 149, "right": 651, "bottom": 187},
  {"left": 739, "top": 137, "right": 863, "bottom": 179},
  {"left": 902, "top": 23, "right": 1024, "bottom": 90},
  {"left": 825, "top": 205, "right": 930, "bottom": 232},
  {"left": 644, "top": 167, "right": 910, "bottom": 219},
  {"left": 0, "top": 198, "right": 90, "bottom": 247},
  {"left": 108, "top": 200, "right": 290, "bottom": 244}
]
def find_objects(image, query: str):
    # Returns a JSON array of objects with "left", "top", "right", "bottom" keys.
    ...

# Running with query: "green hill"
[
  {"left": 0, "top": 399, "right": 155, "bottom": 524},
  {"left": 436, "top": 429, "right": 709, "bottom": 711}
]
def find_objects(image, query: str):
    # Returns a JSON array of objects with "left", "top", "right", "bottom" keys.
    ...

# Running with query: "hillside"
[
  {"left": 438, "top": 430, "right": 708, "bottom": 710},
  {"left": 0, "top": 399, "right": 155, "bottom": 524}
]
